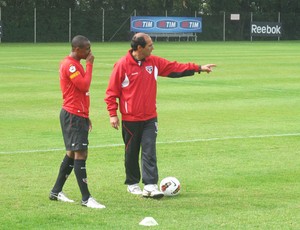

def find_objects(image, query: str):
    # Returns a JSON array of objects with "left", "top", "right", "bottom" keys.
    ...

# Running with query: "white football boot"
[
  {"left": 142, "top": 184, "right": 164, "bottom": 199},
  {"left": 82, "top": 197, "right": 106, "bottom": 209},
  {"left": 127, "top": 184, "right": 143, "bottom": 195},
  {"left": 49, "top": 191, "right": 74, "bottom": 203}
]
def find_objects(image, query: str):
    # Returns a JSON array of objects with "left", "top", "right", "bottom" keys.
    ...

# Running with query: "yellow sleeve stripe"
[{"left": 70, "top": 71, "right": 80, "bottom": 79}]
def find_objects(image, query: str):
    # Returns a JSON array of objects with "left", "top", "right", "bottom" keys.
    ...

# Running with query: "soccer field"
[{"left": 0, "top": 41, "right": 300, "bottom": 229}]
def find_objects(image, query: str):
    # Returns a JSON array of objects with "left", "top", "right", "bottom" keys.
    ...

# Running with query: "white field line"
[
  {"left": 1, "top": 132, "right": 299, "bottom": 155},
  {"left": 0, "top": 65, "right": 56, "bottom": 72},
  {"left": 0, "top": 63, "right": 113, "bottom": 73}
]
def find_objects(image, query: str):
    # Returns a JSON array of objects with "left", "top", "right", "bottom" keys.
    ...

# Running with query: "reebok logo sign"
[
  {"left": 251, "top": 22, "right": 282, "bottom": 37},
  {"left": 252, "top": 25, "right": 281, "bottom": 35}
]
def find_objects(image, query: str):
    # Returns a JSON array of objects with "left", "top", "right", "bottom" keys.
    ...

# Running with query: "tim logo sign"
[
  {"left": 251, "top": 22, "right": 282, "bottom": 37},
  {"left": 131, "top": 16, "right": 202, "bottom": 33}
]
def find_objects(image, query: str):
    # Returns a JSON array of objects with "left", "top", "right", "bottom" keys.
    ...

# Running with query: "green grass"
[{"left": 0, "top": 41, "right": 300, "bottom": 229}]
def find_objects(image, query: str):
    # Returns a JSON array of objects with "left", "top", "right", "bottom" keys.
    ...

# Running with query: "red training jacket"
[
  {"left": 105, "top": 50, "right": 200, "bottom": 121},
  {"left": 59, "top": 56, "right": 92, "bottom": 118}
]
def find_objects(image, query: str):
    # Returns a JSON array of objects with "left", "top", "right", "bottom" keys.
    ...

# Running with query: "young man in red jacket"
[
  {"left": 105, "top": 32, "right": 216, "bottom": 198},
  {"left": 49, "top": 35, "right": 105, "bottom": 209}
]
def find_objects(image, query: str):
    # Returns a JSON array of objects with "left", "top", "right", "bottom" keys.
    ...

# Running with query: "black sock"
[
  {"left": 74, "top": 159, "right": 90, "bottom": 201},
  {"left": 51, "top": 154, "right": 74, "bottom": 194}
]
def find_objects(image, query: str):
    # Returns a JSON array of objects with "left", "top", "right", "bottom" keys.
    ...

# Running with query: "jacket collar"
[{"left": 127, "top": 49, "right": 146, "bottom": 66}]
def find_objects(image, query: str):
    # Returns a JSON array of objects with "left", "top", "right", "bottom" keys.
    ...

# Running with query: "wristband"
[{"left": 198, "top": 65, "right": 202, "bottom": 74}]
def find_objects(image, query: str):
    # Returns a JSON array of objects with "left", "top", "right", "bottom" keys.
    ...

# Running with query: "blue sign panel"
[{"left": 131, "top": 16, "right": 202, "bottom": 33}]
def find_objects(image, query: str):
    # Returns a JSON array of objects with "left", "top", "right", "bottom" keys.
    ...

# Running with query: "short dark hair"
[
  {"left": 131, "top": 34, "right": 146, "bottom": 51},
  {"left": 71, "top": 35, "right": 89, "bottom": 49}
]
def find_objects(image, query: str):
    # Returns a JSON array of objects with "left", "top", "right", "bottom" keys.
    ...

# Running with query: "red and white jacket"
[
  {"left": 105, "top": 50, "right": 200, "bottom": 121},
  {"left": 59, "top": 56, "right": 92, "bottom": 118}
]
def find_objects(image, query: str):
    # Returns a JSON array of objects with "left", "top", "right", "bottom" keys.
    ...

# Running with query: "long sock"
[
  {"left": 51, "top": 154, "right": 74, "bottom": 193},
  {"left": 74, "top": 159, "right": 90, "bottom": 201}
]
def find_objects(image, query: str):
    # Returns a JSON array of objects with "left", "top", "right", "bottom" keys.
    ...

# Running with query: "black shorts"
[{"left": 60, "top": 109, "right": 89, "bottom": 151}]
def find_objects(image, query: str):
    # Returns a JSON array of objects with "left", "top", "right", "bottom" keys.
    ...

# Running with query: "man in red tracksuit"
[{"left": 105, "top": 32, "right": 216, "bottom": 199}]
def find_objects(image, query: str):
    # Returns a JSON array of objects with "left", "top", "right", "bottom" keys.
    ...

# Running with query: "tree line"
[
  {"left": 1, "top": 0, "right": 300, "bottom": 42},
  {"left": 1, "top": 0, "right": 300, "bottom": 14}
]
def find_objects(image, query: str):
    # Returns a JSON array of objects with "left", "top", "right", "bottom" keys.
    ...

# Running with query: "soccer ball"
[{"left": 159, "top": 177, "right": 181, "bottom": 196}]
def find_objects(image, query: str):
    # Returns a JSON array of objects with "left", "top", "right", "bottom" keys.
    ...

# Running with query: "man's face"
[
  {"left": 141, "top": 36, "right": 154, "bottom": 58},
  {"left": 76, "top": 41, "right": 91, "bottom": 59}
]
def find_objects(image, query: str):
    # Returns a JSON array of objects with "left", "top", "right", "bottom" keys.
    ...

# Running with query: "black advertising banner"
[{"left": 0, "top": 21, "right": 2, "bottom": 38}]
